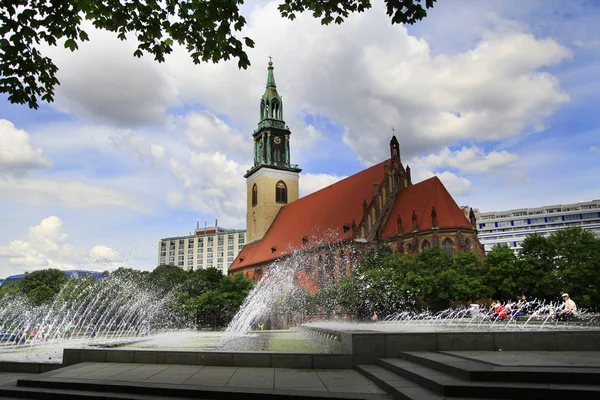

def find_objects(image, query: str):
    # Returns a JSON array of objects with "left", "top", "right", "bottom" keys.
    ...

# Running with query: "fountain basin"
[{"left": 300, "top": 322, "right": 600, "bottom": 365}]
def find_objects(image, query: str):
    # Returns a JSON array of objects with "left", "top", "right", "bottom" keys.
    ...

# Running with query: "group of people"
[
  {"left": 8, "top": 326, "right": 45, "bottom": 344},
  {"left": 488, "top": 294, "right": 578, "bottom": 322}
]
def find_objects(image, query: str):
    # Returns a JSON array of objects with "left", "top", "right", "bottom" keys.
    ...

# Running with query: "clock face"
[{"left": 274, "top": 136, "right": 281, "bottom": 144}]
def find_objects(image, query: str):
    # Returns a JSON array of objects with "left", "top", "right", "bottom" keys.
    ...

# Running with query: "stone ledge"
[
  {"left": 63, "top": 349, "right": 355, "bottom": 369},
  {"left": 0, "top": 362, "right": 62, "bottom": 374}
]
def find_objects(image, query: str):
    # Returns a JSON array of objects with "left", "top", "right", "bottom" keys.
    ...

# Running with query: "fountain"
[{"left": 0, "top": 272, "right": 175, "bottom": 362}]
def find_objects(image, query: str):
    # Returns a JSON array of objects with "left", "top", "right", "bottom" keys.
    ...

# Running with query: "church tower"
[{"left": 244, "top": 59, "right": 301, "bottom": 244}]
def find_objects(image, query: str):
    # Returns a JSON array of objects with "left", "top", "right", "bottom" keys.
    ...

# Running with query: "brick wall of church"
[{"left": 230, "top": 229, "right": 483, "bottom": 285}]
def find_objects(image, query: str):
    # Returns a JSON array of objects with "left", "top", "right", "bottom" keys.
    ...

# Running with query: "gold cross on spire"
[
  {"left": 391, "top": 126, "right": 396, "bottom": 135},
  {"left": 268, "top": 55, "right": 273, "bottom": 64}
]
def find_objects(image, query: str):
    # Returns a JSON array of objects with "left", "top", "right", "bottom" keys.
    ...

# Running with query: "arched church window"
[
  {"left": 421, "top": 240, "right": 431, "bottom": 251},
  {"left": 260, "top": 100, "right": 265, "bottom": 119},
  {"left": 252, "top": 184, "right": 258, "bottom": 207},
  {"left": 272, "top": 99, "right": 280, "bottom": 119},
  {"left": 465, "top": 238, "right": 471, "bottom": 250},
  {"left": 442, "top": 238, "right": 454, "bottom": 256},
  {"left": 276, "top": 181, "right": 287, "bottom": 204}
]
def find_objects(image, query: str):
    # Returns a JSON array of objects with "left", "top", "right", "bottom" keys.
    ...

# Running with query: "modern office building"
[
  {"left": 157, "top": 223, "right": 246, "bottom": 275},
  {"left": 474, "top": 199, "right": 600, "bottom": 253}
]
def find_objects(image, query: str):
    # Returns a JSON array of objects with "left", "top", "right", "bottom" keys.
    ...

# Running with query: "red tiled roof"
[
  {"left": 230, "top": 165, "right": 472, "bottom": 273},
  {"left": 230, "top": 161, "right": 388, "bottom": 272},
  {"left": 381, "top": 176, "right": 471, "bottom": 237}
]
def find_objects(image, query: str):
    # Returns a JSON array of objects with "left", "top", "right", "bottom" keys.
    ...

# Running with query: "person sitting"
[
  {"left": 371, "top": 311, "right": 379, "bottom": 322},
  {"left": 490, "top": 300, "right": 507, "bottom": 322},
  {"left": 505, "top": 300, "right": 522, "bottom": 322},
  {"left": 555, "top": 293, "right": 578, "bottom": 321}
]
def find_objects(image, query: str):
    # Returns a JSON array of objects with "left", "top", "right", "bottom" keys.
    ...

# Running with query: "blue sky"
[{"left": 1, "top": 0, "right": 599, "bottom": 277}]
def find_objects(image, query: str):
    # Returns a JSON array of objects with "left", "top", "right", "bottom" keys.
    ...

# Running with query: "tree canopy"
[
  {"left": 309, "top": 227, "right": 600, "bottom": 318},
  {"left": 0, "top": 265, "right": 255, "bottom": 329},
  {"left": 0, "top": 0, "right": 436, "bottom": 109}
]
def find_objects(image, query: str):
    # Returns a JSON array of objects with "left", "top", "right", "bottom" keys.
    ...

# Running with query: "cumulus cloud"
[
  {"left": 186, "top": 111, "right": 251, "bottom": 160},
  {"left": 300, "top": 173, "right": 346, "bottom": 197},
  {"left": 110, "top": 130, "right": 166, "bottom": 164},
  {"left": 0, "top": 178, "right": 146, "bottom": 211},
  {"left": 0, "top": 119, "right": 50, "bottom": 172},
  {"left": 410, "top": 167, "right": 473, "bottom": 197},
  {"left": 223, "top": 3, "right": 570, "bottom": 164},
  {"left": 0, "top": 217, "right": 122, "bottom": 272},
  {"left": 417, "top": 146, "right": 519, "bottom": 174},
  {"left": 48, "top": 27, "right": 177, "bottom": 127},
  {"left": 169, "top": 152, "right": 250, "bottom": 226}
]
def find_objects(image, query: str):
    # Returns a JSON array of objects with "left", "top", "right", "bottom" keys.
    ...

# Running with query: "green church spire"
[
  {"left": 258, "top": 58, "right": 285, "bottom": 130},
  {"left": 245, "top": 56, "right": 301, "bottom": 179}
]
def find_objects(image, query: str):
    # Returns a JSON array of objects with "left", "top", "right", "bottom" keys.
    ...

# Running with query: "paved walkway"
[{"left": 31, "top": 362, "right": 389, "bottom": 396}]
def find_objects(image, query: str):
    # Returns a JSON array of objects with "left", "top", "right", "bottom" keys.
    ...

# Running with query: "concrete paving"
[{"left": 23, "top": 362, "right": 388, "bottom": 395}]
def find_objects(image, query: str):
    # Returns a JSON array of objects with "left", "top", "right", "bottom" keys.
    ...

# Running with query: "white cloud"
[
  {"left": 0, "top": 119, "right": 51, "bottom": 172},
  {"left": 300, "top": 173, "right": 346, "bottom": 197},
  {"left": 0, "top": 178, "right": 146, "bottom": 211},
  {"left": 168, "top": 152, "right": 250, "bottom": 226},
  {"left": 110, "top": 130, "right": 166, "bottom": 164},
  {"left": 411, "top": 167, "right": 473, "bottom": 196},
  {"left": 36, "top": 2, "right": 572, "bottom": 166},
  {"left": 590, "top": 146, "right": 599, "bottom": 152},
  {"left": 88, "top": 245, "right": 121, "bottom": 264},
  {"left": 48, "top": 27, "right": 177, "bottom": 127},
  {"left": 0, "top": 217, "right": 122, "bottom": 272},
  {"left": 185, "top": 111, "right": 251, "bottom": 160},
  {"left": 417, "top": 146, "right": 519, "bottom": 174}
]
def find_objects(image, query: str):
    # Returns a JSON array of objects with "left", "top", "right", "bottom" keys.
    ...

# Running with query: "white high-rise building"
[
  {"left": 474, "top": 199, "right": 600, "bottom": 253},
  {"left": 157, "top": 223, "right": 246, "bottom": 275}
]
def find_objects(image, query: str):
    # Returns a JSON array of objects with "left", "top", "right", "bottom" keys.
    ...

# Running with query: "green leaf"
[{"left": 64, "top": 38, "right": 78, "bottom": 51}]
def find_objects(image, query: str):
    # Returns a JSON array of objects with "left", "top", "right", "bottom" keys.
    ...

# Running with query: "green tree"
[
  {"left": 518, "top": 233, "right": 561, "bottom": 300},
  {"left": 452, "top": 251, "right": 486, "bottom": 303},
  {"left": 178, "top": 272, "right": 254, "bottom": 328},
  {"left": 26, "top": 284, "right": 56, "bottom": 305},
  {"left": 1, "top": 0, "right": 436, "bottom": 109},
  {"left": 411, "top": 248, "right": 454, "bottom": 309},
  {"left": 149, "top": 264, "right": 188, "bottom": 295},
  {"left": 548, "top": 227, "right": 600, "bottom": 308},
  {"left": 19, "top": 269, "right": 68, "bottom": 295},
  {"left": 482, "top": 244, "right": 519, "bottom": 300},
  {"left": 337, "top": 245, "right": 415, "bottom": 318}
]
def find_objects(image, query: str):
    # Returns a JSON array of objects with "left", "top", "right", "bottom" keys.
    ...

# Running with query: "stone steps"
[
  {"left": 357, "top": 353, "right": 600, "bottom": 400},
  {"left": 400, "top": 351, "right": 600, "bottom": 384},
  {"left": 0, "top": 375, "right": 392, "bottom": 400},
  {"left": 0, "top": 384, "right": 181, "bottom": 399}
]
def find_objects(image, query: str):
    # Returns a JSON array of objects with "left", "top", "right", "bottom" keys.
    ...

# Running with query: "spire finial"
[
  {"left": 266, "top": 56, "right": 276, "bottom": 88},
  {"left": 391, "top": 126, "right": 396, "bottom": 136}
]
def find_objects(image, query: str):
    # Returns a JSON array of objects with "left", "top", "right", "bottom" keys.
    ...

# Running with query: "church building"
[{"left": 228, "top": 61, "right": 483, "bottom": 284}]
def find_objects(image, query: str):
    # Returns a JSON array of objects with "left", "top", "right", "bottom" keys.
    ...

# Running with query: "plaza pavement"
[
  {"left": 1, "top": 351, "right": 600, "bottom": 399},
  {"left": 0, "top": 362, "right": 391, "bottom": 399}
]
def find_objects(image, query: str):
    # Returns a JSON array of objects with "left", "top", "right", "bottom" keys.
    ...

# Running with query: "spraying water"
[{"left": 0, "top": 272, "right": 174, "bottom": 349}]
